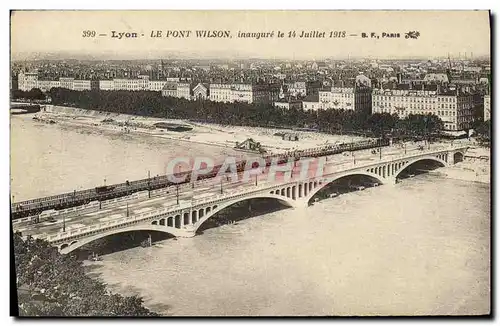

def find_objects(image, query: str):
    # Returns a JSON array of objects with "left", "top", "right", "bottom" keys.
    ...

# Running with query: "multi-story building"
[
  {"left": 438, "top": 91, "right": 474, "bottom": 131},
  {"left": 113, "top": 78, "right": 141, "bottom": 91},
  {"left": 233, "top": 84, "right": 271, "bottom": 104},
  {"left": 318, "top": 84, "right": 372, "bottom": 115},
  {"left": 269, "top": 83, "right": 281, "bottom": 103},
  {"left": 302, "top": 100, "right": 322, "bottom": 111},
  {"left": 305, "top": 81, "right": 322, "bottom": 97},
  {"left": 208, "top": 83, "right": 271, "bottom": 104},
  {"left": 231, "top": 84, "right": 253, "bottom": 103},
  {"left": 37, "top": 80, "right": 61, "bottom": 92},
  {"left": 149, "top": 80, "right": 168, "bottom": 92},
  {"left": 177, "top": 83, "right": 191, "bottom": 99},
  {"left": 99, "top": 80, "right": 114, "bottom": 91},
  {"left": 372, "top": 84, "right": 475, "bottom": 131},
  {"left": 161, "top": 82, "right": 178, "bottom": 97},
  {"left": 137, "top": 75, "right": 150, "bottom": 91},
  {"left": 319, "top": 86, "right": 355, "bottom": 110},
  {"left": 90, "top": 80, "right": 100, "bottom": 91},
  {"left": 209, "top": 84, "right": 233, "bottom": 102},
  {"left": 484, "top": 94, "right": 490, "bottom": 122},
  {"left": 354, "top": 85, "right": 373, "bottom": 116},
  {"left": 287, "top": 81, "right": 307, "bottom": 97},
  {"left": 18, "top": 71, "right": 39, "bottom": 91},
  {"left": 274, "top": 99, "right": 303, "bottom": 110},
  {"left": 18, "top": 72, "right": 95, "bottom": 92},
  {"left": 159, "top": 81, "right": 193, "bottom": 99},
  {"left": 59, "top": 77, "right": 75, "bottom": 90},
  {"left": 73, "top": 80, "right": 91, "bottom": 91}
]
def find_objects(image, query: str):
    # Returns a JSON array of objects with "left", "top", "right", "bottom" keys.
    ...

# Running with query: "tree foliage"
[
  {"left": 11, "top": 88, "right": 46, "bottom": 101},
  {"left": 13, "top": 232, "right": 160, "bottom": 316},
  {"left": 47, "top": 88, "right": 444, "bottom": 138},
  {"left": 474, "top": 120, "right": 491, "bottom": 141}
]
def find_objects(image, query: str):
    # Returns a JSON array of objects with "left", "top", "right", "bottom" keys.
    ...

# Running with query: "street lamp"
[
  {"left": 176, "top": 183, "right": 180, "bottom": 205},
  {"left": 176, "top": 165, "right": 182, "bottom": 204},
  {"left": 126, "top": 202, "right": 129, "bottom": 217},
  {"left": 147, "top": 170, "right": 151, "bottom": 198},
  {"left": 63, "top": 214, "right": 66, "bottom": 232},
  {"left": 352, "top": 152, "right": 356, "bottom": 165},
  {"left": 379, "top": 137, "right": 382, "bottom": 160},
  {"left": 220, "top": 178, "right": 223, "bottom": 194}
]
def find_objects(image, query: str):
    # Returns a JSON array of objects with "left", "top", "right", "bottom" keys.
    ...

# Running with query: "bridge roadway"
[
  {"left": 11, "top": 138, "right": 389, "bottom": 218},
  {"left": 13, "top": 142, "right": 462, "bottom": 245}
]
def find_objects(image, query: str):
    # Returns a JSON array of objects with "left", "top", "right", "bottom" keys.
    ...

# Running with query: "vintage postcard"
[{"left": 10, "top": 10, "right": 491, "bottom": 317}]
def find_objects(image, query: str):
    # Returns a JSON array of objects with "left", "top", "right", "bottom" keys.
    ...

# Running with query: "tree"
[
  {"left": 474, "top": 120, "right": 490, "bottom": 141},
  {"left": 13, "top": 232, "right": 160, "bottom": 316},
  {"left": 367, "top": 113, "right": 398, "bottom": 136},
  {"left": 47, "top": 88, "right": 448, "bottom": 139}
]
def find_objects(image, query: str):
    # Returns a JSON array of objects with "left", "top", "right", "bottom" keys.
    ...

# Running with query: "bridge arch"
[
  {"left": 192, "top": 193, "right": 296, "bottom": 234},
  {"left": 302, "top": 171, "right": 386, "bottom": 204},
  {"left": 453, "top": 151, "right": 465, "bottom": 164},
  {"left": 392, "top": 155, "right": 447, "bottom": 181},
  {"left": 58, "top": 224, "right": 186, "bottom": 254}
]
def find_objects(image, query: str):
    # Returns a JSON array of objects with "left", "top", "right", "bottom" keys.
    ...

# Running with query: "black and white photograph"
[{"left": 8, "top": 9, "right": 491, "bottom": 317}]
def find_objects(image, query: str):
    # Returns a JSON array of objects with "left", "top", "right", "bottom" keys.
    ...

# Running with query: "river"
[{"left": 11, "top": 114, "right": 490, "bottom": 316}]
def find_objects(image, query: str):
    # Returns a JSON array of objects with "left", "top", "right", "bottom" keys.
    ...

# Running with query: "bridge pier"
[
  {"left": 176, "top": 228, "right": 196, "bottom": 238},
  {"left": 33, "top": 145, "right": 469, "bottom": 254},
  {"left": 386, "top": 177, "right": 397, "bottom": 186},
  {"left": 293, "top": 200, "right": 309, "bottom": 209}
]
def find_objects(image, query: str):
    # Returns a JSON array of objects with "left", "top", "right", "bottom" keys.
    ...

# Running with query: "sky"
[{"left": 10, "top": 10, "right": 491, "bottom": 60}]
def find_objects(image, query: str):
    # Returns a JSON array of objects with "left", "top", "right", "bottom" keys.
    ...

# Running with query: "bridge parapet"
[{"left": 39, "top": 144, "right": 469, "bottom": 245}]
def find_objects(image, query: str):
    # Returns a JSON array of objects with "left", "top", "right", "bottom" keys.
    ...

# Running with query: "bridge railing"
[
  {"left": 44, "top": 144, "right": 468, "bottom": 243},
  {"left": 46, "top": 200, "right": 197, "bottom": 243},
  {"left": 46, "top": 182, "right": 289, "bottom": 243},
  {"left": 12, "top": 139, "right": 391, "bottom": 211}
]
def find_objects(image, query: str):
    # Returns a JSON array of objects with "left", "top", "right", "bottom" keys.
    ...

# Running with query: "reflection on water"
[{"left": 12, "top": 116, "right": 490, "bottom": 316}]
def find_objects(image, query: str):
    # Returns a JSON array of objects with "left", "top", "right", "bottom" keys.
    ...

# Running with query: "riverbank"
[
  {"left": 38, "top": 105, "right": 370, "bottom": 154},
  {"left": 440, "top": 146, "right": 490, "bottom": 184}
]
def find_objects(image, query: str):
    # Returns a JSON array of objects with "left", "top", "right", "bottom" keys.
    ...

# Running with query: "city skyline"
[{"left": 11, "top": 10, "right": 491, "bottom": 61}]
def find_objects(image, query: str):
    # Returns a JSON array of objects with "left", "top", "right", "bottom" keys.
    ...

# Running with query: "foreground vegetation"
[{"left": 13, "top": 232, "right": 159, "bottom": 316}]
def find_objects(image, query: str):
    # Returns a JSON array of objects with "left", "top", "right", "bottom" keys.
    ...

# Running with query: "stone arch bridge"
[{"left": 39, "top": 146, "right": 466, "bottom": 254}]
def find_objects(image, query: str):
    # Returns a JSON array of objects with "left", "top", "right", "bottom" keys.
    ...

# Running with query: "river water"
[{"left": 11, "top": 115, "right": 490, "bottom": 316}]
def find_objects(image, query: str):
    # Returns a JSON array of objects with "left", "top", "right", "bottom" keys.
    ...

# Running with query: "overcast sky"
[{"left": 10, "top": 10, "right": 491, "bottom": 60}]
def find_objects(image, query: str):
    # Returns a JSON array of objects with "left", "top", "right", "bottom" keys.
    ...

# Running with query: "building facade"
[
  {"left": 302, "top": 101, "right": 322, "bottom": 111},
  {"left": 161, "top": 82, "right": 178, "bottom": 97},
  {"left": 209, "top": 84, "right": 233, "bottom": 102},
  {"left": 318, "top": 85, "right": 372, "bottom": 114},
  {"left": 73, "top": 80, "right": 91, "bottom": 91},
  {"left": 209, "top": 83, "right": 271, "bottom": 104},
  {"left": 319, "top": 87, "right": 355, "bottom": 110},
  {"left": 177, "top": 83, "right": 191, "bottom": 99},
  {"left": 484, "top": 94, "right": 490, "bottom": 122},
  {"left": 99, "top": 80, "right": 114, "bottom": 91},
  {"left": 37, "top": 80, "right": 61, "bottom": 92},
  {"left": 149, "top": 80, "right": 169, "bottom": 92},
  {"left": 274, "top": 100, "right": 303, "bottom": 110},
  {"left": 372, "top": 86, "right": 475, "bottom": 131},
  {"left": 18, "top": 72, "right": 39, "bottom": 91},
  {"left": 59, "top": 77, "right": 75, "bottom": 90},
  {"left": 193, "top": 83, "right": 209, "bottom": 100},
  {"left": 287, "top": 82, "right": 307, "bottom": 97}
]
